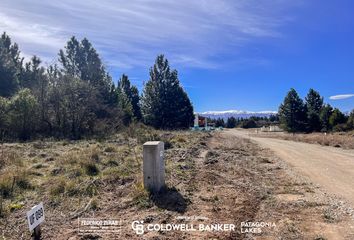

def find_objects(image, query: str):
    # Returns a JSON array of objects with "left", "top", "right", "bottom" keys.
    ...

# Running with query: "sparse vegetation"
[
  {"left": 255, "top": 131, "right": 354, "bottom": 149},
  {"left": 0, "top": 128, "right": 352, "bottom": 239},
  {"left": 0, "top": 128, "right": 210, "bottom": 239}
]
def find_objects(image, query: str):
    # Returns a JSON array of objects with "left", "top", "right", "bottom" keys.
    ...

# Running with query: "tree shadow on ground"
[{"left": 150, "top": 186, "right": 188, "bottom": 213}]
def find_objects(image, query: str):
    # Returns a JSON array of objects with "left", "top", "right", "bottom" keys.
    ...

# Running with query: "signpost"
[{"left": 27, "top": 202, "right": 45, "bottom": 239}]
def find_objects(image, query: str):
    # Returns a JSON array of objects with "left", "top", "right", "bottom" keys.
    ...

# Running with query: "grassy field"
[
  {"left": 0, "top": 125, "right": 209, "bottom": 239},
  {"left": 1, "top": 127, "right": 354, "bottom": 239}
]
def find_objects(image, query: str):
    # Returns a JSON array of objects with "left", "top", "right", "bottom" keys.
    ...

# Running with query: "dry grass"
[
  {"left": 1, "top": 128, "right": 353, "bottom": 239},
  {"left": 254, "top": 131, "right": 354, "bottom": 149},
  {"left": 0, "top": 126, "right": 209, "bottom": 239}
]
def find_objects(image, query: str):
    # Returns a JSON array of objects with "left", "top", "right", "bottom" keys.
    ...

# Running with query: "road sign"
[{"left": 26, "top": 202, "right": 45, "bottom": 232}]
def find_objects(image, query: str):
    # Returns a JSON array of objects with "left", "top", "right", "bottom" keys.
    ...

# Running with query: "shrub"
[
  {"left": 241, "top": 119, "right": 257, "bottom": 129},
  {"left": 0, "top": 174, "right": 13, "bottom": 198},
  {"left": 8, "top": 89, "right": 38, "bottom": 140},
  {"left": 90, "top": 153, "right": 100, "bottom": 162},
  {"left": 0, "top": 171, "right": 31, "bottom": 198},
  {"left": 83, "top": 162, "right": 99, "bottom": 176},
  {"left": 104, "top": 146, "right": 116, "bottom": 153},
  {"left": 15, "top": 173, "right": 32, "bottom": 190},
  {"left": 333, "top": 123, "right": 349, "bottom": 132},
  {"left": 8, "top": 202, "right": 24, "bottom": 212}
]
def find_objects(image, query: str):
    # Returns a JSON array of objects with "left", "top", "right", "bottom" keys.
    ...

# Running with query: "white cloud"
[
  {"left": 0, "top": 0, "right": 299, "bottom": 69},
  {"left": 329, "top": 94, "right": 354, "bottom": 100}
]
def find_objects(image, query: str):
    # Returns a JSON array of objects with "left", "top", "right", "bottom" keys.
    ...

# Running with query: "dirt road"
[{"left": 229, "top": 129, "right": 354, "bottom": 207}]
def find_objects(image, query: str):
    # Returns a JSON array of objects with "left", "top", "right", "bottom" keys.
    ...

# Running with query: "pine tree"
[
  {"left": 141, "top": 55, "right": 194, "bottom": 129},
  {"left": 117, "top": 74, "right": 142, "bottom": 123},
  {"left": 305, "top": 88, "right": 323, "bottom": 132},
  {"left": 20, "top": 56, "right": 50, "bottom": 132},
  {"left": 241, "top": 119, "right": 257, "bottom": 128},
  {"left": 0, "top": 32, "right": 23, "bottom": 97},
  {"left": 215, "top": 118, "right": 225, "bottom": 127},
  {"left": 279, "top": 88, "right": 306, "bottom": 132},
  {"left": 226, "top": 117, "right": 237, "bottom": 128},
  {"left": 0, "top": 97, "right": 9, "bottom": 139},
  {"left": 130, "top": 86, "right": 142, "bottom": 121},
  {"left": 20, "top": 56, "right": 46, "bottom": 89},
  {"left": 319, "top": 104, "right": 333, "bottom": 132},
  {"left": 58, "top": 37, "right": 113, "bottom": 103},
  {"left": 329, "top": 108, "right": 346, "bottom": 129},
  {"left": 117, "top": 75, "right": 134, "bottom": 125},
  {"left": 347, "top": 110, "right": 354, "bottom": 130}
]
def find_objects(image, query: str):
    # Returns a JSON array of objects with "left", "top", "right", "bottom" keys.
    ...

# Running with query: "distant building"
[
  {"left": 260, "top": 125, "right": 282, "bottom": 132},
  {"left": 194, "top": 114, "right": 206, "bottom": 127},
  {"left": 269, "top": 125, "right": 281, "bottom": 132}
]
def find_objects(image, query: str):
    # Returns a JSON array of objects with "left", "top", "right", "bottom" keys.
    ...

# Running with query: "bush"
[
  {"left": 241, "top": 119, "right": 257, "bottom": 129},
  {"left": 8, "top": 89, "right": 38, "bottom": 140},
  {"left": 0, "top": 171, "right": 31, "bottom": 198},
  {"left": 15, "top": 173, "right": 32, "bottom": 190},
  {"left": 333, "top": 123, "right": 349, "bottom": 132},
  {"left": 83, "top": 162, "right": 100, "bottom": 176},
  {"left": 104, "top": 146, "right": 116, "bottom": 153},
  {"left": 0, "top": 174, "right": 13, "bottom": 198},
  {"left": 8, "top": 202, "right": 24, "bottom": 212}
]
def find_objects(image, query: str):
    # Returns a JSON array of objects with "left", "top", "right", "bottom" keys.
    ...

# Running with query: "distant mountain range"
[{"left": 198, "top": 110, "right": 278, "bottom": 119}]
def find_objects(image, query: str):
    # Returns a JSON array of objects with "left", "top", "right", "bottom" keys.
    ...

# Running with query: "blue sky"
[{"left": 0, "top": 0, "right": 353, "bottom": 112}]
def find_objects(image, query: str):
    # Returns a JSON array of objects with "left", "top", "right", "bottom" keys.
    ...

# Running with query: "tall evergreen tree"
[
  {"left": 117, "top": 75, "right": 134, "bottom": 125},
  {"left": 329, "top": 108, "right": 346, "bottom": 128},
  {"left": 279, "top": 88, "right": 306, "bottom": 132},
  {"left": 0, "top": 32, "right": 22, "bottom": 97},
  {"left": 347, "top": 110, "right": 354, "bottom": 130},
  {"left": 20, "top": 56, "right": 50, "bottom": 132},
  {"left": 0, "top": 97, "right": 9, "bottom": 139},
  {"left": 305, "top": 88, "right": 323, "bottom": 132},
  {"left": 20, "top": 56, "right": 45, "bottom": 89},
  {"left": 241, "top": 119, "right": 257, "bottom": 128},
  {"left": 58, "top": 37, "right": 114, "bottom": 104},
  {"left": 117, "top": 74, "right": 142, "bottom": 123},
  {"left": 130, "top": 86, "right": 142, "bottom": 121},
  {"left": 215, "top": 118, "right": 225, "bottom": 127},
  {"left": 141, "top": 55, "right": 194, "bottom": 129},
  {"left": 319, "top": 104, "right": 333, "bottom": 132},
  {"left": 226, "top": 117, "right": 237, "bottom": 128}
]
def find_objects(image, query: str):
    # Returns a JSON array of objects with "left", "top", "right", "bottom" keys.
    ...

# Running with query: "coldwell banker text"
[{"left": 132, "top": 221, "right": 236, "bottom": 235}]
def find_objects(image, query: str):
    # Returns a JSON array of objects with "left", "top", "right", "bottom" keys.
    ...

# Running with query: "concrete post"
[
  {"left": 143, "top": 141, "right": 165, "bottom": 192},
  {"left": 194, "top": 114, "right": 199, "bottom": 127}
]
